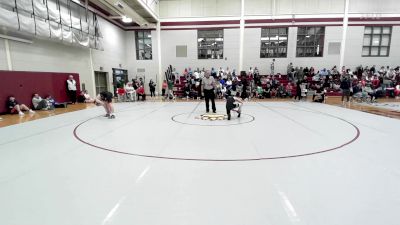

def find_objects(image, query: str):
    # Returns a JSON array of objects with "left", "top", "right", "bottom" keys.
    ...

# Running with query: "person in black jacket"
[
  {"left": 294, "top": 79, "right": 302, "bottom": 101},
  {"left": 226, "top": 91, "right": 243, "bottom": 120},
  {"left": 340, "top": 76, "right": 351, "bottom": 104},
  {"left": 149, "top": 79, "right": 156, "bottom": 97},
  {"left": 6, "top": 96, "right": 34, "bottom": 116}
]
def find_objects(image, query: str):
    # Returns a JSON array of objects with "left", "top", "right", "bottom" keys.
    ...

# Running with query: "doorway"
[
  {"left": 112, "top": 68, "right": 128, "bottom": 96},
  {"left": 94, "top": 71, "right": 108, "bottom": 95}
]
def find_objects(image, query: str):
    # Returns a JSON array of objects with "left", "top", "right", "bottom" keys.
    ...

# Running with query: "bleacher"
[{"left": 171, "top": 73, "right": 343, "bottom": 97}]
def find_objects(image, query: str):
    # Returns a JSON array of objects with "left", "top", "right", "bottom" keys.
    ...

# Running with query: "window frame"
[
  {"left": 135, "top": 30, "right": 152, "bottom": 60},
  {"left": 260, "top": 27, "right": 288, "bottom": 58},
  {"left": 197, "top": 29, "right": 224, "bottom": 60},
  {"left": 296, "top": 26, "right": 325, "bottom": 57},
  {"left": 362, "top": 26, "right": 392, "bottom": 57}
]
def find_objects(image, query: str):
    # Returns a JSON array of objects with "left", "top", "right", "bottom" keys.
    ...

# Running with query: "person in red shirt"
[
  {"left": 137, "top": 85, "right": 146, "bottom": 101},
  {"left": 162, "top": 80, "right": 167, "bottom": 96}
]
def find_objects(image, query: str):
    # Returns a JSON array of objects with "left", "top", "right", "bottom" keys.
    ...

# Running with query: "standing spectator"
[
  {"left": 66, "top": 75, "right": 77, "bottom": 104},
  {"left": 162, "top": 80, "right": 167, "bottom": 96},
  {"left": 294, "top": 79, "right": 303, "bottom": 101},
  {"left": 201, "top": 71, "right": 217, "bottom": 113},
  {"left": 149, "top": 79, "right": 156, "bottom": 98},
  {"left": 340, "top": 76, "right": 351, "bottom": 105},
  {"left": 7, "top": 96, "right": 34, "bottom": 116}
]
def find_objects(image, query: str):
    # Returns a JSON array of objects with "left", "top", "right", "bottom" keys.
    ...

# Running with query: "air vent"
[{"left": 114, "top": 1, "right": 124, "bottom": 9}]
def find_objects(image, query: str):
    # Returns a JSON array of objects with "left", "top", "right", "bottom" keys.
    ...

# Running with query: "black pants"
[
  {"left": 294, "top": 91, "right": 302, "bottom": 100},
  {"left": 68, "top": 90, "right": 77, "bottom": 103},
  {"left": 150, "top": 88, "right": 155, "bottom": 97},
  {"left": 342, "top": 89, "right": 350, "bottom": 102},
  {"left": 204, "top": 89, "right": 216, "bottom": 112},
  {"left": 162, "top": 89, "right": 166, "bottom": 96}
]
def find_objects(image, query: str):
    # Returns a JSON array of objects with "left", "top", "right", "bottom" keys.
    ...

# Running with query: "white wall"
[
  {"left": 349, "top": 0, "right": 400, "bottom": 13},
  {"left": 243, "top": 26, "right": 343, "bottom": 75},
  {"left": 160, "top": 28, "right": 240, "bottom": 74},
  {"left": 125, "top": 30, "right": 159, "bottom": 88},
  {"left": 160, "top": 0, "right": 241, "bottom": 18},
  {"left": 8, "top": 38, "right": 93, "bottom": 91},
  {"left": 2, "top": 16, "right": 128, "bottom": 97},
  {"left": 343, "top": 26, "right": 400, "bottom": 69},
  {"left": 0, "top": 40, "right": 7, "bottom": 70},
  {"left": 245, "top": 0, "right": 345, "bottom": 16},
  {"left": 91, "top": 17, "right": 128, "bottom": 93}
]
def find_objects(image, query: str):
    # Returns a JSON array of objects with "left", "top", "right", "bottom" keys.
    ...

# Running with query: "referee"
[{"left": 201, "top": 71, "right": 216, "bottom": 113}]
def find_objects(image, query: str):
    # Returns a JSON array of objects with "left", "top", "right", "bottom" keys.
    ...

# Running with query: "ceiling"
[{"left": 83, "top": 0, "right": 158, "bottom": 30}]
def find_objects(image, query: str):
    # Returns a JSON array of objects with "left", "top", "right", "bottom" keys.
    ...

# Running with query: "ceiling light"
[{"left": 122, "top": 16, "right": 133, "bottom": 23}]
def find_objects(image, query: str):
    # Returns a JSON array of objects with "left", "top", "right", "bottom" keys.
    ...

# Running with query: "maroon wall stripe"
[
  {"left": 349, "top": 17, "right": 400, "bottom": 22},
  {"left": 161, "top": 20, "right": 240, "bottom": 26},
  {"left": 161, "top": 26, "right": 240, "bottom": 31},
  {"left": 245, "top": 18, "right": 344, "bottom": 24}
]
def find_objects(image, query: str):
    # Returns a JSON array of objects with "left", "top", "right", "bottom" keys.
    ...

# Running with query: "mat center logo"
[{"left": 196, "top": 113, "right": 227, "bottom": 121}]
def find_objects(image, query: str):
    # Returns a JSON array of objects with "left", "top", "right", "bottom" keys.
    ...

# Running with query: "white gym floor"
[{"left": 0, "top": 101, "right": 399, "bottom": 225}]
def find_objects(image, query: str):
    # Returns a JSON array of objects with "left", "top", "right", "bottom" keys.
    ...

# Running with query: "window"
[
  {"left": 198, "top": 30, "right": 223, "bottom": 59},
  {"left": 362, "top": 26, "right": 391, "bottom": 57},
  {"left": 135, "top": 30, "right": 152, "bottom": 60},
  {"left": 296, "top": 27, "right": 325, "bottom": 57},
  {"left": 260, "top": 28, "right": 288, "bottom": 58}
]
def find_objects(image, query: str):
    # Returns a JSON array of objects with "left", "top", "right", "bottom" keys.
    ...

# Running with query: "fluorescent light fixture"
[
  {"left": 305, "top": 35, "right": 310, "bottom": 38},
  {"left": 122, "top": 16, "right": 133, "bottom": 23}
]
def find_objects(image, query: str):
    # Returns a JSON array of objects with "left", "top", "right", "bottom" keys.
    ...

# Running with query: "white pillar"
[
  {"left": 4, "top": 39, "right": 13, "bottom": 71},
  {"left": 339, "top": 0, "right": 350, "bottom": 69},
  {"left": 89, "top": 48, "right": 96, "bottom": 96},
  {"left": 238, "top": 0, "right": 245, "bottom": 72},
  {"left": 157, "top": 21, "right": 163, "bottom": 93}
]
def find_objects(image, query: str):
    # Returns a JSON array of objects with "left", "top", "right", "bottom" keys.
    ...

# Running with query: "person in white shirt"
[
  {"left": 201, "top": 71, "right": 217, "bottom": 113},
  {"left": 66, "top": 75, "right": 77, "bottom": 104},
  {"left": 32, "top": 93, "right": 49, "bottom": 110}
]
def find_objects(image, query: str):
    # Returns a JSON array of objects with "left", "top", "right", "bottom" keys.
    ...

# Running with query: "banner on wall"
[
  {"left": 18, "top": 13, "right": 35, "bottom": 34},
  {"left": 33, "top": 0, "right": 48, "bottom": 19},
  {"left": 50, "top": 21, "right": 62, "bottom": 41},
  {"left": 35, "top": 17, "right": 50, "bottom": 38}
]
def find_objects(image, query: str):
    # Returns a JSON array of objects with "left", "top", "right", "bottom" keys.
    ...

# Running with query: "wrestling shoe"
[
  {"left": 104, "top": 114, "right": 110, "bottom": 118},
  {"left": 109, "top": 114, "right": 116, "bottom": 119}
]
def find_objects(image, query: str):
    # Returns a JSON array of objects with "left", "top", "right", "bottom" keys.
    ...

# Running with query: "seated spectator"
[
  {"left": 312, "top": 84, "right": 325, "bottom": 103},
  {"left": 7, "top": 96, "right": 34, "bottom": 116},
  {"left": 286, "top": 83, "right": 293, "bottom": 98},
  {"left": 46, "top": 95, "right": 67, "bottom": 109},
  {"left": 32, "top": 94, "right": 49, "bottom": 110},
  {"left": 79, "top": 90, "right": 96, "bottom": 103},
  {"left": 395, "top": 84, "right": 400, "bottom": 98},
  {"left": 277, "top": 83, "right": 286, "bottom": 98},
  {"left": 125, "top": 82, "right": 136, "bottom": 101},
  {"left": 256, "top": 85, "right": 264, "bottom": 98},
  {"left": 136, "top": 85, "right": 146, "bottom": 101}
]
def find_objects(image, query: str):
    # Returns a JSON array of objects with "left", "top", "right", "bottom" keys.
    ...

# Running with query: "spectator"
[
  {"left": 45, "top": 95, "right": 66, "bottom": 109},
  {"left": 201, "top": 71, "right": 217, "bottom": 113},
  {"left": 136, "top": 85, "right": 146, "bottom": 101},
  {"left": 66, "top": 75, "right": 77, "bottom": 104},
  {"left": 32, "top": 93, "right": 49, "bottom": 110},
  {"left": 161, "top": 80, "right": 167, "bottom": 96},
  {"left": 7, "top": 96, "right": 34, "bottom": 116},
  {"left": 149, "top": 79, "right": 156, "bottom": 98},
  {"left": 340, "top": 76, "right": 351, "bottom": 105}
]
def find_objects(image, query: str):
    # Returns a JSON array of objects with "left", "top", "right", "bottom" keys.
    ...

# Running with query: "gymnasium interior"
[{"left": 1, "top": 0, "right": 400, "bottom": 225}]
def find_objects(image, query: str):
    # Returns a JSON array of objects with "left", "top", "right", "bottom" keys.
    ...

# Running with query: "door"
[
  {"left": 94, "top": 71, "right": 108, "bottom": 95},
  {"left": 112, "top": 68, "right": 128, "bottom": 96}
]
